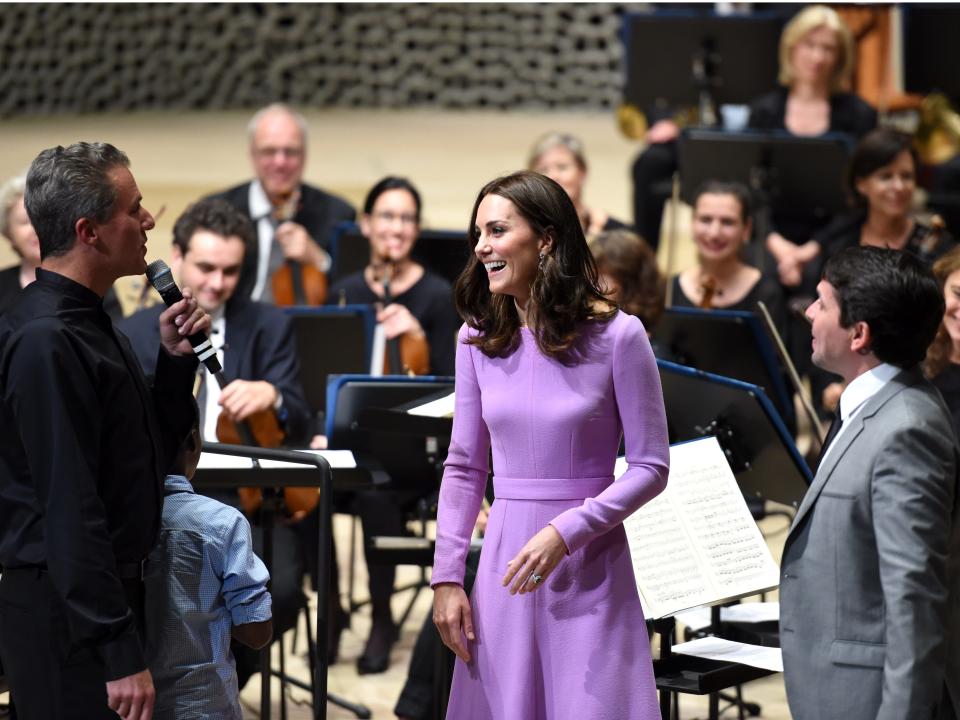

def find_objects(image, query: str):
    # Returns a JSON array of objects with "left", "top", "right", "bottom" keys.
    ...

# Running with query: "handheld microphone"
[{"left": 145, "top": 259, "right": 222, "bottom": 374}]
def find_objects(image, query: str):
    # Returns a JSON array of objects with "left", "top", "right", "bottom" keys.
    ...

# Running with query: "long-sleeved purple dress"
[{"left": 433, "top": 311, "right": 670, "bottom": 719}]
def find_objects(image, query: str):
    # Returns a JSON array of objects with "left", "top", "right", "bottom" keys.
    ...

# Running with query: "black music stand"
[
  {"left": 903, "top": 5, "right": 960, "bottom": 102},
  {"left": 284, "top": 305, "right": 375, "bottom": 424},
  {"left": 646, "top": 365, "right": 809, "bottom": 719},
  {"left": 654, "top": 307, "right": 795, "bottom": 432},
  {"left": 657, "top": 359, "right": 811, "bottom": 508},
  {"left": 678, "top": 128, "right": 851, "bottom": 264},
  {"left": 328, "top": 223, "right": 470, "bottom": 287},
  {"left": 325, "top": 375, "right": 455, "bottom": 620},
  {"left": 623, "top": 11, "right": 782, "bottom": 123},
  {"left": 194, "top": 444, "right": 369, "bottom": 720}
]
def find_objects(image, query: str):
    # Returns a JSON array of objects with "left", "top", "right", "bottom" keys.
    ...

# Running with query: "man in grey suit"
[{"left": 780, "top": 246, "right": 959, "bottom": 720}]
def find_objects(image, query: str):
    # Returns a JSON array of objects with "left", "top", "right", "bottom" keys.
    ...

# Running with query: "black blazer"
[
  {"left": 119, "top": 298, "right": 313, "bottom": 445},
  {"left": 208, "top": 181, "right": 356, "bottom": 300}
]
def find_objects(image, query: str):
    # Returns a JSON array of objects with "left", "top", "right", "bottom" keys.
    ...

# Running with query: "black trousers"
[{"left": 0, "top": 568, "right": 140, "bottom": 720}]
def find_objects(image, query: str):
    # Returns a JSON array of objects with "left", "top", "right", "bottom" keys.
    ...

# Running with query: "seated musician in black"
[
  {"left": 751, "top": 4, "right": 877, "bottom": 277},
  {"left": 925, "top": 246, "right": 960, "bottom": 437},
  {"left": 119, "top": 198, "right": 336, "bottom": 683},
  {"left": 670, "top": 180, "right": 787, "bottom": 340},
  {"left": 781, "top": 129, "right": 956, "bottom": 285},
  {"left": 327, "top": 177, "right": 459, "bottom": 674}
]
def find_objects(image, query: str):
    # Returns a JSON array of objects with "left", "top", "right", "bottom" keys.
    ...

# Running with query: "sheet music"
[
  {"left": 197, "top": 449, "right": 357, "bottom": 469},
  {"left": 671, "top": 636, "right": 783, "bottom": 673},
  {"left": 408, "top": 392, "right": 455, "bottom": 418},
  {"left": 620, "top": 437, "right": 780, "bottom": 619}
]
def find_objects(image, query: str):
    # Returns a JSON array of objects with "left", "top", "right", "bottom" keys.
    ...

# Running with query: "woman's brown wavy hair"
[
  {"left": 924, "top": 246, "right": 960, "bottom": 378},
  {"left": 454, "top": 171, "right": 616, "bottom": 363},
  {"left": 589, "top": 229, "right": 665, "bottom": 330}
]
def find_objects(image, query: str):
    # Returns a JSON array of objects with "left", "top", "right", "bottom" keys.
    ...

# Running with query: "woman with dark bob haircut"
[
  {"left": 775, "top": 128, "right": 956, "bottom": 287},
  {"left": 432, "top": 170, "right": 669, "bottom": 718}
]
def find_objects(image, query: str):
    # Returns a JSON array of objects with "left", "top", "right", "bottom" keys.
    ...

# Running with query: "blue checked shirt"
[{"left": 145, "top": 475, "right": 272, "bottom": 720}]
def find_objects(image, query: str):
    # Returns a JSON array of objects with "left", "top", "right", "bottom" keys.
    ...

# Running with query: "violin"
[
  {"left": 212, "top": 375, "right": 319, "bottom": 517},
  {"left": 376, "top": 261, "right": 430, "bottom": 376},
  {"left": 698, "top": 274, "right": 719, "bottom": 309},
  {"left": 269, "top": 189, "right": 328, "bottom": 306}
]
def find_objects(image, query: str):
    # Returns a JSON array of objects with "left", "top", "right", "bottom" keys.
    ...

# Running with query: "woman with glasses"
[
  {"left": 327, "top": 176, "right": 459, "bottom": 674},
  {"left": 328, "top": 176, "right": 459, "bottom": 378}
]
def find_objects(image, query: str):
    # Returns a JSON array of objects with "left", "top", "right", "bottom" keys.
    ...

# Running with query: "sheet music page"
[
  {"left": 620, "top": 436, "right": 780, "bottom": 619},
  {"left": 198, "top": 449, "right": 357, "bottom": 469},
  {"left": 408, "top": 392, "right": 455, "bottom": 418}
]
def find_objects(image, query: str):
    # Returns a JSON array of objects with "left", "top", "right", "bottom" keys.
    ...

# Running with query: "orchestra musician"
[
  {"left": 327, "top": 176, "right": 459, "bottom": 674},
  {"left": 0, "top": 175, "right": 40, "bottom": 315},
  {"left": 752, "top": 4, "right": 877, "bottom": 269},
  {"left": 527, "top": 132, "right": 632, "bottom": 239},
  {"left": 670, "top": 180, "right": 787, "bottom": 338},
  {"left": 208, "top": 103, "right": 355, "bottom": 304},
  {"left": 778, "top": 129, "right": 957, "bottom": 288}
]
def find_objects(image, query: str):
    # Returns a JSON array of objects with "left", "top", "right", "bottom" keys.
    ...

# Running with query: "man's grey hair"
[
  {"left": 0, "top": 174, "right": 27, "bottom": 241},
  {"left": 246, "top": 103, "right": 309, "bottom": 147},
  {"left": 25, "top": 142, "right": 129, "bottom": 260}
]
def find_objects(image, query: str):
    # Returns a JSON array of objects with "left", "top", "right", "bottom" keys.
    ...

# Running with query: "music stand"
[
  {"left": 654, "top": 307, "right": 795, "bottom": 431},
  {"left": 325, "top": 375, "right": 455, "bottom": 616},
  {"left": 622, "top": 11, "right": 782, "bottom": 122},
  {"left": 193, "top": 443, "right": 370, "bottom": 720},
  {"left": 678, "top": 128, "right": 851, "bottom": 254},
  {"left": 284, "top": 305, "right": 375, "bottom": 423},
  {"left": 657, "top": 359, "right": 811, "bottom": 508},
  {"left": 902, "top": 5, "right": 960, "bottom": 102},
  {"left": 329, "top": 224, "right": 471, "bottom": 287}
]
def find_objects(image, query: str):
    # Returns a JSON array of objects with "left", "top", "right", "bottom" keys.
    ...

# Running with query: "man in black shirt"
[{"left": 0, "top": 142, "right": 209, "bottom": 720}]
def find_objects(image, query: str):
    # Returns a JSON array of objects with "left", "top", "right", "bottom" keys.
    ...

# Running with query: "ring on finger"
[{"left": 531, "top": 573, "right": 543, "bottom": 585}]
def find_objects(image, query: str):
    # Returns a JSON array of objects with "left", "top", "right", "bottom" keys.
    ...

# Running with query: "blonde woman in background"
[
  {"left": 0, "top": 175, "right": 40, "bottom": 314},
  {"left": 528, "top": 132, "right": 632, "bottom": 239}
]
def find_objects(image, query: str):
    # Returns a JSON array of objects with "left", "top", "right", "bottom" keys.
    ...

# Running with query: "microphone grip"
[{"left": 146, "top": 260, "right": 222, "bottom": 374}]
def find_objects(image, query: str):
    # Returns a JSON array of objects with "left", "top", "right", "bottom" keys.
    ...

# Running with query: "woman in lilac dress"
[{"left": 432, "top": 170, "right": 669, "bottom": 719}]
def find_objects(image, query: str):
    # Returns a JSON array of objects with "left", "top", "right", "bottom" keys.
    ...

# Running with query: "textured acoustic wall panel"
[{"left": 0, "top": 3, "right": 636, "bottom": 116}]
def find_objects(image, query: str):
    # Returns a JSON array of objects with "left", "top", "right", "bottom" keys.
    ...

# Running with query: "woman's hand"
[
  {"left": 502, "top": 525, "right": 569, "bottom": 595},
  {"left": 433, "top": 583, "right": 474, "bottom": 662},
  {"left": 377, "top": 303, "right": 424, "bottom": 340},
  {"left": 645, "top": 119, "right": 680, "bottom": 144}
]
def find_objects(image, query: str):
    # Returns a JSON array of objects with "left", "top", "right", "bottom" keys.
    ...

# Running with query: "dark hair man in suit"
[{"left": 780, "top": 246, "right": 959, "bottom": 720}]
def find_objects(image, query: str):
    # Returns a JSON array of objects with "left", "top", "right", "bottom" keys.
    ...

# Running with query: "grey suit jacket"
[{"left": 780, "top": 368, "right": 960, "bottom": 720}]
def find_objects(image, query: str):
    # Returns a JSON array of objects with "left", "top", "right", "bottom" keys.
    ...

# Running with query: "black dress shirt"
[{"left": 0, "top": 269, "right": 196, "bottom": 678}]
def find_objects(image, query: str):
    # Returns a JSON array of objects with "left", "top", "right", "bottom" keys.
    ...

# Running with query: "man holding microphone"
[{"left": 0, "top": 142, "right": 210, "bottom": 720}]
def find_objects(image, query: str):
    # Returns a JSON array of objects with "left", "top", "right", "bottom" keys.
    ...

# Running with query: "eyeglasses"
[
  {"left": 372, "top": 211, "right": 418, "bottom": 226},
  {"left": 254, "top": 146, "right": 304, "bottom": 160}
]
